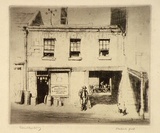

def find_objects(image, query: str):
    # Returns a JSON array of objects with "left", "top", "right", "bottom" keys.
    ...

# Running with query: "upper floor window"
[
  {"left": 70, "top": 39, "right": 81, "bottom": 58},
  {"left": 99, "top": 39, "right": 110, "bottom": 57},
  {"left": 43, "top": 38, "right": 55, "bottom": 57}
]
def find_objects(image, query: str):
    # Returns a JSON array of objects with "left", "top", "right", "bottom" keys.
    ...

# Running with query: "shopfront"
[
  {"left": 36, "top": 69, "right": 71, "bottom": 105},
  {"left": 88, "top": 71, "right": 122, "bottom": 105}
]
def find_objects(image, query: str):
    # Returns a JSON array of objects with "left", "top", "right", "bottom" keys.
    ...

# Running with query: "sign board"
[{"left": 51, "top": 73, "right": 69, "bottom": 96}]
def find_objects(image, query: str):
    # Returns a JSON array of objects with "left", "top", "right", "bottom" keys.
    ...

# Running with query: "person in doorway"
[
  {"left": 78, "top": 86, "right": 89, "bottom": 111},
  {"left": 100, "top": 81, "right": 104, "bottom": 89}
]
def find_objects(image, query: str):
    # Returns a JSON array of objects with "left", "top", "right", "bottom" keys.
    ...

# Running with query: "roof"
[
  {"left": 11, "top": 10, "right": 44, "bottom": 27},
  {"left": 10, "top": 8, "right": 123, "bottom": 33}
]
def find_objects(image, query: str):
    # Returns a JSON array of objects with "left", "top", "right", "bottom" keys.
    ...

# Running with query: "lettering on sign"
[{"left": 51, "top": 85, "right": 68, "bottom": 96}]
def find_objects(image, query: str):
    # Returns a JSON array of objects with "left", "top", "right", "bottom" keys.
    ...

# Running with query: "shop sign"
[{"left": 51, "top": 85, "right": 68, "bottom": 96}]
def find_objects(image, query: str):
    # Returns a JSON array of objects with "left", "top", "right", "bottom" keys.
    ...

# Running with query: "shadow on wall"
[
  {"left": 129, "top": 74, "right": 149, "bottom": 113},
  {"left": 89, "top": 72, "right": 122, "bottom": 106}
]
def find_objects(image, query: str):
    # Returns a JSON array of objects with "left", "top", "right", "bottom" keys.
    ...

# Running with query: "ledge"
[
  {"left": 98, "top": 56, "right": 112, "bottom": 60},
  {"left": 42, "top": 57, "right": 56, "bottom": 61},
  {"left": 68, "top": 57, "right": 82, "bottom": 61}
]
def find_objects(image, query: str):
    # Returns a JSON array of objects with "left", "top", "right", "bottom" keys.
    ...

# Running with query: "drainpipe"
[
  {"left": 23, "top": 26, "right": 30, "bottom": 105},
  {"left": 23, "top": 26, "right": 28, "bottom": 91}
]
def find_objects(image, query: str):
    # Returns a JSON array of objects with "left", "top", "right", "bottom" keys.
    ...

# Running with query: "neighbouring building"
[{"left": 10, "top": 6, "right": 150, "bottom": 119}]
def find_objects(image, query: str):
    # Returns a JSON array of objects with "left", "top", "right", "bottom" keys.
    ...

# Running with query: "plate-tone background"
[{"left": 0, "top": 0, "right": 160, "bottom": 133}]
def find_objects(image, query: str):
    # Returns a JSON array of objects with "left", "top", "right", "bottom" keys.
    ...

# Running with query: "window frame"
[
  {"left": 98, "top": 39, "right": 112, "bottom": 60},
  {"left": 42, "top": 38, "right": 56, "bottom": 60},
  {"left": 69, "top": 38, "right": 82, "bottom": 61}
]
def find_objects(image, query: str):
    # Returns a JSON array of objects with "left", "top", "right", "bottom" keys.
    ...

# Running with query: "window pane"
[
  {"left": 44, "top": 40, "right": 47, "bottom": 45},
  {"left": 52, "top": 40, "right": 54, "bottom": 45},
  {"left": 106, "top": 44, "right": 109, "bottom": 49},
  {"left": 100, "top": 44, "right": 102, "bottom": 50},
  {"left": 48, "top": 40, "right": 51, "bottom": 45}
]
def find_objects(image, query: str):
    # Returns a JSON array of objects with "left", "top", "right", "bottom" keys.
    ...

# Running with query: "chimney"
[
  {"left": 111, "top": 7, "right": 127, "bottom": 33},
  {"left": 61, "top": 7, "right": 68, "bottom": 25}
]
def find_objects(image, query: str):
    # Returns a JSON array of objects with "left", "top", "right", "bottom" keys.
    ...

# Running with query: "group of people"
[{"left": 100, "top": 81, "right": 111, "bottom": 92}]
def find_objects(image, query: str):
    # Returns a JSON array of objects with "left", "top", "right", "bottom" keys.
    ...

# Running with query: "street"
[{"left": 10, "top": 103, "right": 149, "bottom": 124}]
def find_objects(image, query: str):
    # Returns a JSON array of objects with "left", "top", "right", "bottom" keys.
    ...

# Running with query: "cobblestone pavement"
[{"left": 10, "top": 103, "right": 149, "bottom": 124}]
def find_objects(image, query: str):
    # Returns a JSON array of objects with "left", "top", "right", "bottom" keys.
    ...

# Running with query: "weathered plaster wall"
[
  {"left": 70, "top": 72, "right": 85, "bottom": 106},
  {"left": 27, "top": 31, "right": 124, "bottom": 69},
  {"left": 126, "top": 7, "right": 150, "bottom": 74},
  {"left": 28, "top": 72, "right": 37, "bottom": 97}
]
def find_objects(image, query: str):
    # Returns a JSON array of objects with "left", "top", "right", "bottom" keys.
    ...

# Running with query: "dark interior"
[
  {"left": 89, "top": 71, "right": 122, "bottom": 106},
  {"left": 37, "top": 76, "right": 49, "bottom": 104}
]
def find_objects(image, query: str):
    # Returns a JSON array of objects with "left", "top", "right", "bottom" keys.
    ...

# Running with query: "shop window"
[
  {"left": 69, "top": 38, "right": 82, "bottom": 60},
  {"left": 43, "top": 38, "right": 55, "bottom": 57},
  {"left": 99, "top": 39, "right": 110, "bottom": 57}
]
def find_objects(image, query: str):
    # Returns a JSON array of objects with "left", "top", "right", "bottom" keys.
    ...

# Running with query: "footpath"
[{"left": 11, "top": 102, "right": 146, "bottom": 122}]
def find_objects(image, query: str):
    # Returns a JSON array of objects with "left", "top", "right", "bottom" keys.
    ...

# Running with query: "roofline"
[{"left": 25, "top": 25, "right": 122, "bottom": 33}]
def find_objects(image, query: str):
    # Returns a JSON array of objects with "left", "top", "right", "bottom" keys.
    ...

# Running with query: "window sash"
[
  {"left": 70, "top": 39, "right": 81, "bottom": 52},
  {"left": 99, "top": 39, "right": 110, "bottom": 51},
  {"left": 44, "top": 39, "right": 55, "bottom": 56},
  {"left": 99, "top": 39, "right": 110, "bottom": 56}
]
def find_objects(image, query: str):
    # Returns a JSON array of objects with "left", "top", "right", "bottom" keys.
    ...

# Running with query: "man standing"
[{"left": 78, "top": 86, "right": 89, "bottom": 111}]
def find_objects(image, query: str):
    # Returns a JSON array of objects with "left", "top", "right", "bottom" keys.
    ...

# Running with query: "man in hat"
[{"left": 78, "top": 86, "right": 89, "bottom": 111}]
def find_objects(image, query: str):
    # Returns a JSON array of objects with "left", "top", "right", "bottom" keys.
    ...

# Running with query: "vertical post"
[
  {"left": 140, "top": 72, "right": 145, "bottom": 119},
  {"left": 109, "top": 78, "right": 112, "bottom": 94},
  {"left": 23, "top": 27, "right": 28, "bottom": 91},
  {"left": 23, "top": 65, "right": 25, "bottom": 91},
  {"left": 48, "top": 72, "right": 51, "bottom": 95},
  {"left": 84, "top": 70, "right": 89, "bottom": 88}
]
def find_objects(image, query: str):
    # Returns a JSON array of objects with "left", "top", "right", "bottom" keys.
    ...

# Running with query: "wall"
[
  {"left": 10, "top": 65, "right": 24, "bottom": 103},
  {"left": 27, "top": 30, "right": 124, "bottom": 69},
  {"left": 69, "top": 72, "right": 85, "bottom": 106},
  {"left": 28, "top": 72, "right": 37, "bottom": 97},
  {"left": 126, "top": 6, "right": 150, "bottom": 74}
]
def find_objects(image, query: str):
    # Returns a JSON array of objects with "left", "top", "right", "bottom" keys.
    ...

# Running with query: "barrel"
[
  {"left": 46, "top": 95, "right": 52, "bottom": 106},
  {"left": 53, "top": 97, "right": 59, "bottom": 106},
  {"left": 24, "top": 91, "right": 31, "bottom": 105},
  {"left": 31, "top": 97, "right": 37, "bottom": 106},
  {"left": 15, "top": 90, "right": 24, "bottom": 104}
]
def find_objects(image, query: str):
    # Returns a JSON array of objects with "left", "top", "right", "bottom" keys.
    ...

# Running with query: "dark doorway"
[{"left": 37, "top": 76, "right": 49, "bottom": 104}]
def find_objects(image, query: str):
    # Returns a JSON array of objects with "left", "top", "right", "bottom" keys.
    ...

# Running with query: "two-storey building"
[{"left": 25, "top": 24, "right": 124, "bottom": 105}]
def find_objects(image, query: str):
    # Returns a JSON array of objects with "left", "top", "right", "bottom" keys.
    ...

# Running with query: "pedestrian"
[
  {"left": 117, "top": 102, "right": 127, "bottom": 116},
  {"left": 78, "top": 86, "right": 89, "bottom": 111}
]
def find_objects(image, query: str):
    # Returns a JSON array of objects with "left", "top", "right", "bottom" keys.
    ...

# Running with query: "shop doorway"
[
  {"left": 89, "top": 71, "right": 122, "bottom": 105},
  {"left": 37, "top": 76, "right": 49, "bottom": 104}
]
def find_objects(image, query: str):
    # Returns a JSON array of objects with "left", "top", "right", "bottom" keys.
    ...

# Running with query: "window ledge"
[
  {"left": 68, "top": 57, "right": 82, "bottom": 61},
  {"left": 98, "top": 56, "right": 112, "bottom": 60},
  {"left": 42, "top": 57, "right": 56, "bottom": 61}
]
